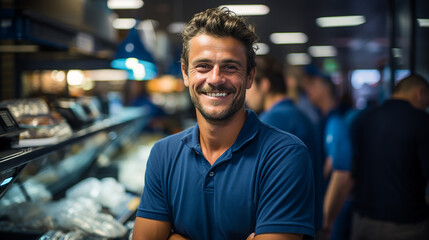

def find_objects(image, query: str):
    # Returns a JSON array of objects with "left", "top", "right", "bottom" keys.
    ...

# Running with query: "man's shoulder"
[
  {"left": 154, "top": 126, "right": 194, "bottom": 147},
  {"left": 258, "top": 121, "right": 307, "bottom": 149}
]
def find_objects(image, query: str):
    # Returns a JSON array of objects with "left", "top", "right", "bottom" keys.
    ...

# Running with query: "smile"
[{"left": 205, "top": 92, "right": 228, "bottom": 97}]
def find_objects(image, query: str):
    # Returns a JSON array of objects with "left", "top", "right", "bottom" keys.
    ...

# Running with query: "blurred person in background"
[
  {"left": 246, "top": 55, "right": 324, "bottom": 238},
  {"left": 126, "top": 80, "right": 169, "bottom": 133},
  {"left": 287, "top": 64, "right": 322, "bottom": 125},
  {"left": 303, "top": 69, "right": 354, "bottom": 240},
  {"left": 132, "top": 8, "right": 315, "bottom": 240},
  {"left": 350, "top": 74, "right": 429, "bottom": 240}
]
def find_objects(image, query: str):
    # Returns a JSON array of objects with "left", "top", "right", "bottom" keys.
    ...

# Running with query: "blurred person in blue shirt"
[
  {"left": 303, "top": 68, "right": 354, "bottom": 240},
  {"left": 246, "top": 55, "right": 324, "bottom": 237}
]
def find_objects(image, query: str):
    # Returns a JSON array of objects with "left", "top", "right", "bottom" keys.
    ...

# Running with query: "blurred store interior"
[{"left": 0, "top": 0, "right": 428, "bottom": 239}]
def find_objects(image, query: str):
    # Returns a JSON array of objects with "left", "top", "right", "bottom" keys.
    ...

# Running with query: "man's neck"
[
  {"left": 391, "top": 92, "right": 420, "bottom": 109},
  {"left": 264, "top": 94, "right": 287, "bottom": 111},
  {"left": 197, "top": 109, "right": 247, "bottom": 165}
]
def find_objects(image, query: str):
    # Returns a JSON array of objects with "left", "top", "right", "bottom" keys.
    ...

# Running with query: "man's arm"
[
  {"left": 132, "top": 217, "right": 171, "bottom": 240},
  {"left": 247, "top": 233, "right": 303, "bottom": 240},
  {"left": 323, "top": 170, "right": 354, "bottom": 237}
]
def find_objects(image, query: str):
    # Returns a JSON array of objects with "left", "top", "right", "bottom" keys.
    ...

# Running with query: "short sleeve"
[
  {"left": 136, "top": 143, "right": 170, "bottom": 221},
  {"left": 325, "top": 116, "right": 352, "bottom": 171},
  {"left": 255, "top": 144, "right": 315, "bottom": 238}
]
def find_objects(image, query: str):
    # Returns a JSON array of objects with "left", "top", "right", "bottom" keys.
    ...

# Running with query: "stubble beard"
[{"left": 190, "top": 87, "right": 246, "bottom": 122}]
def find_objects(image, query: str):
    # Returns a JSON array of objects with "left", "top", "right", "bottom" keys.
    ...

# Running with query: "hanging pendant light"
[{"left": 111, "top": 23, "right": 157, "bottom": 80}]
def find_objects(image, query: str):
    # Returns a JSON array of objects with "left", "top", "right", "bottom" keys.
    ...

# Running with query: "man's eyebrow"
[
  {"left": 191, "top": 58, "right": 243, "bottom": 66},
  {"left": 222, "top": 59, "right": 243, "bottom": 67},
  {"left": 191, "top": 58, "right": 212, "bottom": 65}
]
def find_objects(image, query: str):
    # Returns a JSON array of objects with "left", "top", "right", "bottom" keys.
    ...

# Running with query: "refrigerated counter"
[{"left": 0, "top": 107, "right": 149, "bottom": 239}]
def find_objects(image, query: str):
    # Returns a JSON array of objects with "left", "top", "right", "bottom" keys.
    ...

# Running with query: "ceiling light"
[
  {"left": 254, "top": 43, "right": 269, "bottom": 55},
  {"left": 219, "top": 4, "right": 270, "bottom": 16},
  {"left": 270, "top": 32, "right": 308, "bottom": 44},
  {"left": 286, "top": 53, "right": 311, "bottom": 65},
  {"left": 67, "top": 70, "right": 84, "bottom": 86},
  {"left": 316, "top": 15, "right": 365, "bottom": 27},
  {"left": 308, "top": 46, "right": 337, "bottom": 57},
  {"left": 85, "top": 69, "right": 128, "bottom": 81},
  {"left": 108, "top": 0, "right": 144, "bottom": 9},
  {"left": 113, "top": 18, "right": 137, "bottom": 29},
  {"left": 417, "top": 18, "right": 429, "bottom": 27}
]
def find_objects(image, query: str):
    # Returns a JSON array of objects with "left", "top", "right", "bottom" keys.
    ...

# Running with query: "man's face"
[
  {"left": 304, "top": 77, "right": 325, "bottom": 107},
  {"left": 181, "top": 34, "right": 254, "bottom": 122}
]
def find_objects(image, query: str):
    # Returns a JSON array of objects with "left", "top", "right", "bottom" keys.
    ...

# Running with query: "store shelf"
[
  {"left": 0, "top": 107, "right": 147, "bottom": 172},
  {"left": 0, "top": 8, "right": 117, "bottom": 57}
]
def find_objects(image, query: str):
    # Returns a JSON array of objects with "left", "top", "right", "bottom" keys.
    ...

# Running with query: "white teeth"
[{"left": 207, "top": 92, "right": 227, "bottom": 97}]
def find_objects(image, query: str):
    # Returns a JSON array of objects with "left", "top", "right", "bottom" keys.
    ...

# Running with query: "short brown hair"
[
  {"left": 393, "top": 74, "right": 429, "bottom": 94},
  {"left": 181, "top": 7, "right": 258, "bottom": 75},
  {"left": 254, "top": 55, "right": 286, "bottom": 94}
]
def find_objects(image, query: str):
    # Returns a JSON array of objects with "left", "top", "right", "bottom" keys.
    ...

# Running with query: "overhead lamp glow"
[
  {"left": 417, "top": 18, "right": 429, "bottom": 27},
  {"left": 111, "top": 26, "right": 157, "bottom": 80},
  {"left": 270, "top": 32, "right": 308, "bottom": 44},
  {"left": 67, "top": 70, "right": 84, "bottom": 86},
  {"left": 85, "top": 69, "right": 128, "bottom": 81},
  {"left": 287, "top": 53, "right": 311, "bottom": 65},
  {"left": 316, "top": 15, "right": 365, "bottom": 27},
  {"left": 254, "top": 43, "right": 269, "bottom": 55},
  {"left": 113, "top": 18, "right": 137, "bottom": 29},
  {"left": 51, "top": 70, "right": 66, "bottom": 82},
  {"left": 108, "top": 0, "right": 144, "bottom": 9},
  {"left": 219, "top": 4, "right": 270, "bottom": 16},
  {"left": 308, "top": 46, "right": 337, "bottom": 57},
  {"left": 132, "top": 63, "right": 146, "bottom": 80}
]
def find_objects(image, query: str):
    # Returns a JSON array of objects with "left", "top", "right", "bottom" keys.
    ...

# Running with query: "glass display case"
[{"left": 0, "top": 107, "right": 148, "bottom": 239}]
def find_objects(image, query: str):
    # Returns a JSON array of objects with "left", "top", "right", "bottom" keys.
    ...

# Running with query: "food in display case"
[
  {"left": 0, "top": 98, "right": 73, "bottom": 147},
  {"left": 0, "top": 194, "right": 128, "bottom": 239},
  {"left": 0, "top": 105, "right": 147, "bottom": 239},
  {"left": 0, "top": 177, "right": 133, "bottom": 239}
]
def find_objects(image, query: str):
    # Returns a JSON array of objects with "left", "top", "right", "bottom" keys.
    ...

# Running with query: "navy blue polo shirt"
[
  {"left": 259, "top": 99, "right": 324, "bottom": 231},
  {"left": 137, "top": 110, "right": 315, "bottom": 239}
]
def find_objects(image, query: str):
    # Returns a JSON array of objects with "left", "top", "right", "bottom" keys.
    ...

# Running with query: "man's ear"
[
  {"left": 416, "top": 86, "right": 429, "bottom": 107},
  {"left": 181, "top": 62, "right": 189, "bottom": 87},
  {"left": 409, "top": 86, "right": 429, "bottom": 110},
  {"left": 246, "top": 67, "right": 256, "bottom": 89}
]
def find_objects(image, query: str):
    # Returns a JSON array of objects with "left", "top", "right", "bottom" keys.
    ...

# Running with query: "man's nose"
[{"left": 207, "top": 65, "right": 226, "bottom": 85}]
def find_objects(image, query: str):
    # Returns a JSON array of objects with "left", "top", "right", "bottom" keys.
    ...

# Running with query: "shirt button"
[{"left": 208, "top": 171, "right": 215, "bottom": 177}]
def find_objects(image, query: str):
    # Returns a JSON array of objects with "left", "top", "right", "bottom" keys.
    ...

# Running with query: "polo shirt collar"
[{"left": 181, "top": 110, "right": 260, "bottom": 154}]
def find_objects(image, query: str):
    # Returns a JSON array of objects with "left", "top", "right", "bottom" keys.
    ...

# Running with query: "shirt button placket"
[{"left": 208, "top": 171, "right": 215, "bottom": 177}]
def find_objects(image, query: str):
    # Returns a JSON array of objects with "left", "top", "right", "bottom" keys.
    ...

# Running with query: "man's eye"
[
  {"left": 197, "top": 64, "right": 210, "bottom": 69},
  {"left": 224, "top": 65, "right": 238, "bottom": 71}
]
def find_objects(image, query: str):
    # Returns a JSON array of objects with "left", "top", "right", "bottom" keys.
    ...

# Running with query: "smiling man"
[{"left": 132, "top": 8, "right": 315, "bottom": 240}]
